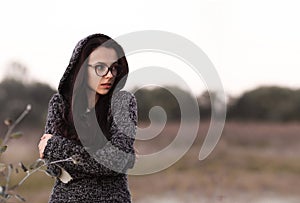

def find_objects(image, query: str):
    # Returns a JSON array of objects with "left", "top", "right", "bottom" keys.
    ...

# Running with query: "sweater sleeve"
[{"left": 43, "top": 91, "right": 137, "bottom": 178}]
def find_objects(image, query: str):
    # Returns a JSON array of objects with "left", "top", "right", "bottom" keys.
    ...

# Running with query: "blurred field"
[
  {"left": 1, "top": 121, "right": 300, "bottom": 202},
  {"left": 131, "top": 121, "right": 300, "bottom": 202}
]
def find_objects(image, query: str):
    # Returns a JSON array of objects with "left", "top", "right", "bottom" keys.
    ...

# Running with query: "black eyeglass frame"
[{"left": 87, "top": 62, "right": 121, "bottom": 77}]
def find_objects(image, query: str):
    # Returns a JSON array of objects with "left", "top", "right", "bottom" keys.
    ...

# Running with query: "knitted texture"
[{"left": 44, "top": 91, "right": 137, "bottom": 203}]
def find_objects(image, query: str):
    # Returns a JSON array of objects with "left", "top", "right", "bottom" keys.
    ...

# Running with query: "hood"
[{"left": 58, "top": 33, "right": 110, "bottom": 96}]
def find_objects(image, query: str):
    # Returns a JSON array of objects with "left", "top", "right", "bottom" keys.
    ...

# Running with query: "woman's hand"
[{"left": 38, "top": 134, "right": 53, "bottom": 158}]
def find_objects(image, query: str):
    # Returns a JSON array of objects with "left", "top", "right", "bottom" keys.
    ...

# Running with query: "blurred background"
[{"left": 1, "top": 0, "right": 300, "bottom": 202}]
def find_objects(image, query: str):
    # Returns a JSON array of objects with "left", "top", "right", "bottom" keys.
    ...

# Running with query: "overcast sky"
[{"left": 0, "top": 0, "right": 299, "bottom": 97}]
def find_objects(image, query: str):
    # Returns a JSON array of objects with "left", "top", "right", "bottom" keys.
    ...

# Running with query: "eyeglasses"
[{"left": 88, "top": 62, "right": 122, "bottom": 77}]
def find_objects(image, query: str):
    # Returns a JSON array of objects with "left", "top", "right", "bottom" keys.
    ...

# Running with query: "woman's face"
[{"left": 87, "top": 46, "right": 118, "bottom": 95}]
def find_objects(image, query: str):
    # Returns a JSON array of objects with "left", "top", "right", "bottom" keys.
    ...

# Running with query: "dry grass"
[
  {"left": 1, "top": 121, "right": 300, "bottom": 202},
  {"left": 130, "top": 121, "right": 300, "bottom": 202}
]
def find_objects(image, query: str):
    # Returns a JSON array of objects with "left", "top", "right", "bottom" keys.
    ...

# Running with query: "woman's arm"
[{"left": 42, "top": 91, "right": 137, "bottom": 178}]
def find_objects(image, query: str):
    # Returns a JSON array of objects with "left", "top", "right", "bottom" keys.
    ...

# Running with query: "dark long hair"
[{"left": 61, "top": 34, "right": 129, "bottom": 144}]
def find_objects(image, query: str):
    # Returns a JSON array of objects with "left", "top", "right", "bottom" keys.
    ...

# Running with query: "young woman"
[{"left": 38, "top": 33, "right": 137, "bottom": 203}]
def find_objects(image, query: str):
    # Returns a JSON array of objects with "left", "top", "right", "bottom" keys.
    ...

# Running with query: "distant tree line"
[
  {"left": 1, "top": 63, "right": 299, "bottom": 132},
  {"left": 227, "top": 86, "right": 300, "bottom": 122},
  {"left": 135, "top": 85, "right": 300, "bottom": 122},
  {"left": 0, "top": 78, "right": 55, "bottom": 132}
]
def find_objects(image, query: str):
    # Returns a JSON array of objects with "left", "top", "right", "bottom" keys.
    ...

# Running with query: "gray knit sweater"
[
  {"left": 42, "top": 33, "right": 137, "bottom": 202},
  {"left": 44, "top": 91, "right": 137, "bottom": 203}
]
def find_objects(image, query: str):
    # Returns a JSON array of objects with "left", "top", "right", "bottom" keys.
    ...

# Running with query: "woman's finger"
[{"left": 38, "top": 134, "right": 53, "bottom": 158}]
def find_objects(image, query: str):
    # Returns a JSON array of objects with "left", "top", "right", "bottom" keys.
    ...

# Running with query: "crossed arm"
[{"left": 38, "top": 91, "right": 137, "bottom": 179}]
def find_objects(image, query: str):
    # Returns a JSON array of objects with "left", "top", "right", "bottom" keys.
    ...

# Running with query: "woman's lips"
[{"left": 100, "top": 83, "right": 112, "bottom": 88}]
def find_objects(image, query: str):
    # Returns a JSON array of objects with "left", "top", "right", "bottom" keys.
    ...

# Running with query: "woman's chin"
[{"left": 96, "top": 88, "right": 110, "bottom": 95}]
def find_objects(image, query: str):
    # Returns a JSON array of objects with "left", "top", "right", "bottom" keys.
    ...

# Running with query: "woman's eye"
[
  {"left": 113, "top": 65, "right": 121, "bottom": 71},
  {"left": 96, "top": 65, "right": 106, "bottom": 71}
]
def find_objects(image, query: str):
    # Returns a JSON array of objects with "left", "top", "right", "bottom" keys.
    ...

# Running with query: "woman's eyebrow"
[
  {"left": 91, "top": 61, "right": 106, "bottom": 65},
  {"left": 91, "top": 61, "right": 119, "bottom": 66}
]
